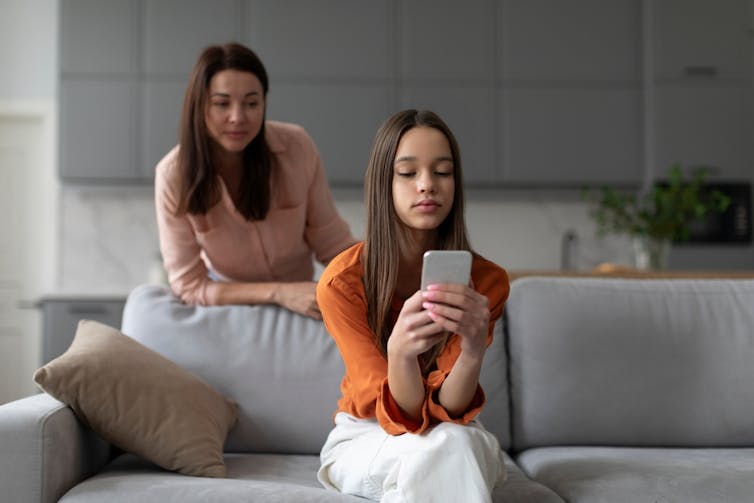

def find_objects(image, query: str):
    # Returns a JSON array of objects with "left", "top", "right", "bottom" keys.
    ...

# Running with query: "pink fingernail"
[{"left": 422, "top": 302, "right": 434, "bottom": 310}]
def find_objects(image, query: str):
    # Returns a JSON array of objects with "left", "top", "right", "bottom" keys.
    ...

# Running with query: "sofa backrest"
[
  {"left": 121, "top": 285, "right": 511, "bottom": 454},
  {"left": 506, "top": 277, "right": 754, "bottom": 451},
  {"left": 122, "top": 285, "right": 342, "bottom": 455}
]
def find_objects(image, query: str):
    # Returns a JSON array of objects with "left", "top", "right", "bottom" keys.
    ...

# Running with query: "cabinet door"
[
  {"left": 41, "top": 300, "right": 126, "bottom": 364},
  {"left": 653, "top": 0, "right": 752, "bottom": 80},
  {"left": 654, "top": 86, "right": 753, "bottom": 180},
  {"left": 60, "top": 0, "right": 138, "bottom": 74},
  {"left": 400, "top": 86, "right": 497, "bottom": 184},
  {"left": 501, "top": 88, "right": 642, "bottom": 186},
  {"left": 501, "top": 0, "right": 641, "bottom": 82},
  {"left": 59, "top": 80, "right": 138, "bottom": 181},
  {"left": 267, "top": 84, "right": 390, "bottom": 186},
  {"left": 143, "top": 0, "right": 242, "bottom": 77}
]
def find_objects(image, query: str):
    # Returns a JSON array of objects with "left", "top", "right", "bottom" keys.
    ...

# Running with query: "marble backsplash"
[
  {"left": 57, "top": 186, "right": 632, "bottom": 295},
  {"left": 59, "top": 186, "right": 163, "bottom": 294}
]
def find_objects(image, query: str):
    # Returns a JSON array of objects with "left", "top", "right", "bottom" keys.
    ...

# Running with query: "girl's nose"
[{"left": 417, "top": 172, "right": 435, "bottom": 193}]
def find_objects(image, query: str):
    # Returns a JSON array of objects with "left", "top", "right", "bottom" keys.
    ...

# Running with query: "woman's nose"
[{"left": 229, "top": 104, "right": 245, "bottom": 123}]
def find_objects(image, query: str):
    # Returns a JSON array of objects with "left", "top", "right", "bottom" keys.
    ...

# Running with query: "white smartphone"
[{"left": 420, "top": 250, "right": 472, "bottom": 291}]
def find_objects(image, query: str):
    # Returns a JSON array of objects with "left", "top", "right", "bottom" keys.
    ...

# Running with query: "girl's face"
[
  {"left": 391, "top": 126, "right": 455, "bottom": 235},
  {"left": 204, "top": 69, "right": 265, "bottom": 154}
]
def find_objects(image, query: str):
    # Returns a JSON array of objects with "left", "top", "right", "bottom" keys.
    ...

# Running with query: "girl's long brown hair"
[
  {"left": 175, "top": 42, "right": 272, "bottom": 220},
  {"left": 363, "top": 110, "right": 471, "bottom": 372}
]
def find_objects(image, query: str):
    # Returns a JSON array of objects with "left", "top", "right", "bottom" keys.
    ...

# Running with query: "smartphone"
[{"left": 420, "top": 250, "right": 472, "bottom": 291}]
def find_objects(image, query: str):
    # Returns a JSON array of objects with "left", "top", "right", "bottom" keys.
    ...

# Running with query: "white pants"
[{"left": 318, "top": 412, "right": 505, "bottom": 503}]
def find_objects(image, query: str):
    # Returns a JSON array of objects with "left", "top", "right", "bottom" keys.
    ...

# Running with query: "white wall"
[{"left": 0, "top": 0, "right": 59, "bottom": 402}]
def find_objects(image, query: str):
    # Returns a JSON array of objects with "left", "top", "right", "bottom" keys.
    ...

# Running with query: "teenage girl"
[{"left": 316, "top": 109, "right": 510, "bottom": 502}]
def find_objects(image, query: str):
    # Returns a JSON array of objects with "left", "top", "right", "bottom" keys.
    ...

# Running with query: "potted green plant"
[{"left": 583, "top": 164, "right": 730, "bottom": 269}]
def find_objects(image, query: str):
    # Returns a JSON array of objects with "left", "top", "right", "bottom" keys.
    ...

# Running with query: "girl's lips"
[{"left": 414, "top": 200, "right": 441, "bottom": 212}]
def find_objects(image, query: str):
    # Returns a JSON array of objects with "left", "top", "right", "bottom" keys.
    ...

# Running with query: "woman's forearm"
[{"left": 211, "top": 281, "right": 279, "bottom": 305}]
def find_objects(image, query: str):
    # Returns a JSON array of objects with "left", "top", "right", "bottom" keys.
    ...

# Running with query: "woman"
[
  {"left": 155, "top": 43, "right": 355, "bottom": 318},
  {"left": 316, "top": 110, "right": 510, "bottom": 501}
]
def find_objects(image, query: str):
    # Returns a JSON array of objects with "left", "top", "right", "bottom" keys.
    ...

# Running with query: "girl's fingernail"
[{"left": 422, "top": 302, "right": 434, "bottom": 310}]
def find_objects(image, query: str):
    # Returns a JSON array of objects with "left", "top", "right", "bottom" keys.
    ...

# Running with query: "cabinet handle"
[
  {"left": 67, "top": 305, "right": 108, "bottom": 315},
  {"left": 684, "top": 66, "right": 718, "bottom": 77}
]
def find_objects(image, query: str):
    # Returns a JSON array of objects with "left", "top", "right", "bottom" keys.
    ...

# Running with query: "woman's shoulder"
[
  {"left": 265, "top": 120, "right": 314, "bottom": 153},
  {"left": 155, "top": 145, "right": 180, "bottom": 180}
]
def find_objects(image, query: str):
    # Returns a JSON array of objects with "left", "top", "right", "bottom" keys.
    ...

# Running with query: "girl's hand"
[
  {"left": 387, "top": 290, "right": 447, "bottom": 361},
  {"left": 420, "top": 283, "right": 490, "bottom": 360},
  {"left": 274, "top": 282, "right": 322, "bottom": 320}
]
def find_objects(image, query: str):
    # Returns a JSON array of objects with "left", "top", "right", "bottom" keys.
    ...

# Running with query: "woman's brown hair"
[
  {"left": 363, "top": 109, "right": 471, "bottom": 372},
  {"left": 175, "top": 42, "right": 272, "bottom": 220}
]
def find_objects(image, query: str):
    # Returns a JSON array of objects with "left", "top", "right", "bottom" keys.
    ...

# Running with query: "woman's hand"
[
  {"left": 420, "top": 283, "right": 490, "bottom": 360},
  {"left": 274, "top": 282, "right": 322, "bottom": 320},
  {"left": 387, "top": 290, "right": 447, "bottom": 361}
]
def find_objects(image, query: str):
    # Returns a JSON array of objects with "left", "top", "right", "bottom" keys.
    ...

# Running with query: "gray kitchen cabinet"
[
  {"left": 653, "top": 0, "right": 752, "bottom": 80},
  {"left": 60, "top": 80, "right": 138, "bottom": 181},
  {"left": 501, "top": 88, "right": 643, "bottom": 186},
  {"left": 652, "top": 0, "right": 754, "bottom": 181},
  {"left": 60, "top": 0, "right": 138, "bottom": 74},
  {"left": 39, "top": 297, "right": 126, "bottom": 364},
  {"left": 498, "top": 0, "right": 643, "bottom": 186},
  {"left": 654, "top": 86, "right": 753, "bottom": 180},
  {"left": 246, "top": 0, "right": 392, "bottom": 186},
  {"left": 58, "top": 0, "right": 753, "bottom": 188}
]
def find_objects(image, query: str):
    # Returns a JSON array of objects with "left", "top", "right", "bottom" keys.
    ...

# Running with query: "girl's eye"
[
  {"left": 435, "top": 171, "right": 453, "bottom": 177},
  {"left": 212, "top": 101, "right": 229, "bottom": 108},
  {"left": 247, "top": 102, "right": 259, "bottom": 108},
  {"left": 396, "top": 172, "right": 415, "bottom": 178}
]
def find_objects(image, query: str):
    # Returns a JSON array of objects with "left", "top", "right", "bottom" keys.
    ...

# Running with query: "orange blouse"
[{"left": 316, "top": 242, "right": 509, "bottom": 435}]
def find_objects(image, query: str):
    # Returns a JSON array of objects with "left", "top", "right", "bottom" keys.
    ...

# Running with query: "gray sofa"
[{"left": 2, "top": 277, "right": 754, "bottom": 502}]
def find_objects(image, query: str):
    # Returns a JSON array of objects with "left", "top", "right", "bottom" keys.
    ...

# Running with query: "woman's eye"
[
  {"left": 212, "top": 101, "right": 229, "bottom": 108},
  {"left": 247, "top": 102, "right": 259, "bottom": 108}
]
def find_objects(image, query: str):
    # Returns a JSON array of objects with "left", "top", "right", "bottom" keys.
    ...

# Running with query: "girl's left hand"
[{"left": 421, "top": 283, "right": 490, "bottom": 359}]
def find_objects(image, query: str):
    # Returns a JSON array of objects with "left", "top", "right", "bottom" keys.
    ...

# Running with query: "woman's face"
[
  {"left": 204, "top": 69, "right": 265, "bottom": 154},
  {"left": 391, "top": 126, "right": 455, "bottom": 235}
]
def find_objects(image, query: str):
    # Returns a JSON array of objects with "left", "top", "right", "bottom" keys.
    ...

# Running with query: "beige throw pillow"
[{"left": 33, "top": 319, "right": 238, "bottom": 478}]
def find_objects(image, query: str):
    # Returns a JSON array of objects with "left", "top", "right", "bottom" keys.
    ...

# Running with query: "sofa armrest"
[{"left": 0, "top": 393, "right": 112, "bottom": 503}]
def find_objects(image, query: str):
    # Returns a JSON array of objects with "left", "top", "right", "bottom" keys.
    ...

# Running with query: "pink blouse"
[{"left": 155, "top": 121, "right": 355, "bottom": 305}]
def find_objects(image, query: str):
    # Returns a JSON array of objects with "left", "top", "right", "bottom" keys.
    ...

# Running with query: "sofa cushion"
[
  {"left": 516, "top": 446, "right": 754, "bottom": 503},
  {"left": 33, "top": 320, "right": 238, "bottom": 478},
  {"left": 59, "top": 452, "right": 555, "bottom": 503},
  {"left": 121, "top": 285, "right": 345, "bottom": 455},
  {"left": 506, "top": 277, "right": 754, "bottom": 450},
  {"left": 59, "top": 453, "right": 364, "bottom": 502}
]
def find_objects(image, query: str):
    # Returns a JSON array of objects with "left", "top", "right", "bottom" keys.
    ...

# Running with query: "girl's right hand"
[{"left": 387, "top": 290, "right": 447, "bottom": 361}]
